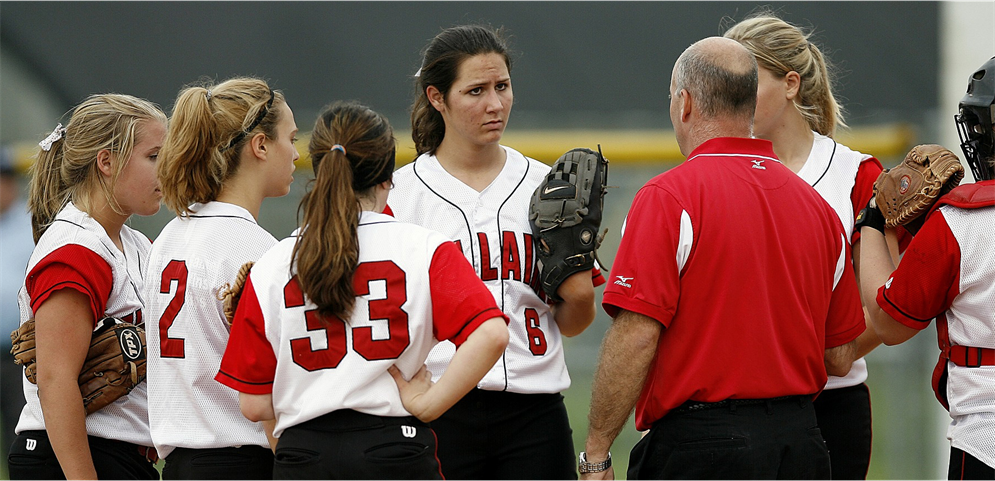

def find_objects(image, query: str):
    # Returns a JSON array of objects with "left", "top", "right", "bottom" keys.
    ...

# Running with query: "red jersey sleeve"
[
  {"left": 429, "top": 241, "right": 508, "bottom": 346},
  {"left": 825, "top": 237, "right": 866, "bottom": 348},
  {"left": 601, "top": 185, "right": 683, "bottom": 325},
  {"left": 25, "top": 244, "right": 112, "bottom": 326},
  {"left": 216, "top": 275, "right": 278, "bottom": 394},
  {"left": 876, "top": 211, "right": 960, "bottom": 330}
]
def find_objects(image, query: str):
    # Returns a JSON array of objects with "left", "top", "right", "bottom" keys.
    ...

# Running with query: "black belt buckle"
[{"left": 964, "top": 347, "right": 983, "bottom": 368}]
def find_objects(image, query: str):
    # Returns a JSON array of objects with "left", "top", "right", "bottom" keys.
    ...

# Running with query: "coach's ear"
[{"left": 248, "top": 132, "right": 268, "bottom": 161}]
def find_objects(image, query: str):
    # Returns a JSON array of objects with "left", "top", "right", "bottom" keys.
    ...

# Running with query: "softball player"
[
  {"left": 7, "top": 94, "right": 166, "bottom": 480},
  {"left": 725, "top": 15, "right": 904, "bottom": 478},
  {"left": 216, "top": 101, "right": 509, "bottom": 480},
  {"left": 144, "top": 77, "right": 297, "bottom": 479},
  {"left": 389, "top": 24, "right": 602, "bottom": 479},
  {"left": 860, "top": 56, "right": 995, "bottom": 479}
]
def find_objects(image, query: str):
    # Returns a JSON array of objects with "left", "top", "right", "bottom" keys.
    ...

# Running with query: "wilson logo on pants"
[{"left": 401, "top": 426, "right": 417, "bottom": 438}]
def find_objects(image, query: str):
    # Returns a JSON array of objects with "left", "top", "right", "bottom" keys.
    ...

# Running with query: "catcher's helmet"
[{"left": 955, "top": 56, "right": 995, "bottom": 181}]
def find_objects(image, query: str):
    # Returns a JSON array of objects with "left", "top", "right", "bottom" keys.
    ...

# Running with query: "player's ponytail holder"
[
  {"left": 330, "top": 144, "right": 347, "bottom": 156},
  {"left": 39, "top": 123, "right": 66, "bottom": 152}
]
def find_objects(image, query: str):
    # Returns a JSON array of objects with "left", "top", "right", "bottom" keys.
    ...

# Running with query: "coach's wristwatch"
[{"left": 578, "top": 451, "right": 612, "bottom": 474}]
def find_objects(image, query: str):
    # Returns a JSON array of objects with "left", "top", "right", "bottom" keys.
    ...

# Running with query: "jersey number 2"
[
  {"left": 285, "top": 261, "right": 411, "bottom": 371},
  {"left": 158, "top": 260, "right": 188, "bottom": 358}
]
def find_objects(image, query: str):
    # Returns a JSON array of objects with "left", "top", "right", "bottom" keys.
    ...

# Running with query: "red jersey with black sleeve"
[
  {"left": 602, "top": 137, "right": 865, "bottom": 431},
  {"left": 14, "top": 202, "right": 153, "bottom": 446},
  {"left": 216, "top": 211, "right": 508, "bottom": 437}
]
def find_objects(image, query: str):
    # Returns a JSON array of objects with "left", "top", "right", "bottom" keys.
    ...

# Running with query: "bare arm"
[
  {"left": 582, "top": 309, "right": 663, "bottom": 480},
  {"left": 34, "top": 290, "right": 98, "bottom": 480},
  {"left": 262, "top": 419, "right": 278, "bottom": 452},
  {"left": 390, "top": 317, "right": 509, "bottom": 422},
  {"left": 824, "top": 339, "right": 857, "bottom": 377},
  {"left": 552, "top": 271, "right": 597, "bottom": 337},
  {"left": 858, "top": 226, "right": 919, "bottom": 345},
  {"left": 850, "top": 230, "right": 899, "bottom": 358},
  {"left": 239, "top": 393, "right": 275, "bottom": 422}
]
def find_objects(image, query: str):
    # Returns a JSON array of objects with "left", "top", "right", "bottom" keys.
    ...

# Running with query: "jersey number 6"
[{"left": 285, "top": 260, "right": 411, "bottom": 371}]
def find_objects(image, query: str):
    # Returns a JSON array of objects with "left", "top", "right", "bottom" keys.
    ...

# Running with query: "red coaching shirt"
[{"left": 603, "top": 137, "right": 864, "bottom": 431}]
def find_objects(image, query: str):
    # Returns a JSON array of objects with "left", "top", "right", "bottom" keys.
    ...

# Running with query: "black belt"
[{"left": 670, "top": 395, "right": 808, "bottom": 415}]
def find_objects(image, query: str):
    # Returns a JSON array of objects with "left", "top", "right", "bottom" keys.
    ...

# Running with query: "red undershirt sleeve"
[
  {"left": 26, "top": 244, "right": 113, "bottom": 327},
  {"left": 429, "top": 241, "right": 508, "bottom": 346},
  {"left": 850, "top": 158, "right": 882, "bottom": 245},
  {"left": 216, "top": 276, "right": 278, "bottom": 394}
]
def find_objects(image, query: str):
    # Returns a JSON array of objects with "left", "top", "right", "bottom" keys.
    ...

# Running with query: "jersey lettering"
[
  {"left": 523, "top": 307, "right": 548, "bottom": 356},
  {"left": 502, "top": 231, "right": 521, "bottom": 281},
  {"left": 158, "top": 260, "right": 188, "bottom": 358},
  {"left": 284, "top": 263, "right": 412, "bottom": 371},
  {"left": 478, "top": 232, "right": 499, "bottom": 281},
  {"left": 472, "top": 231, "right": 540, "bottom": 288}
]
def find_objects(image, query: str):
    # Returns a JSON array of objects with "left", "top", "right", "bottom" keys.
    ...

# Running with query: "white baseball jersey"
[
  {"left": 216, "top": 211, "right": 504, "bottom": 438},
  {"left": 876, "top": 182, "right": 995, "bottom": 468},
  {"left": 15, "top": 202, "right": 152, "bottom": 447},
  {"left": 390, "top": 146, "right": 589, "bottom": 394},
  {"left": 144, "top": 202, "right": 276, "bottom": 458},
  {"left": 798, "top": 133, "right": 875, "bottom": 390}
]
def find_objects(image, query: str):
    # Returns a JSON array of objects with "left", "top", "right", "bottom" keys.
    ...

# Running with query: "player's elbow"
[
  {"left": 239, "top": 393, "right": 275, "bottom": 422},
  {"left": 478, "top": 317, "right": 510, "bottom": 357}
]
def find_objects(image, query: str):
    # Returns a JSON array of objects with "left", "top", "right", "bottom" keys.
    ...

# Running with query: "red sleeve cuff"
[
  {"left": 602, "top": 291, "right": 674, "bottom": 327},
  {"left": 824, "top": 319, "right": 866, "bottom": 348},
  {"left": 214, "top": 371, "right": 274, "bottom": 395},
  {"left": 449, "top": 307, "right": 509, "bottom": 346},
  {"left": 876, "top": 285, "right": 933, "bottom": 331}
]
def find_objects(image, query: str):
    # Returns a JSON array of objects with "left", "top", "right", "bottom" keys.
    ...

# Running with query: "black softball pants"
[
  {"left": 430, "top": 389, "right": 577, "bottom": 480},
  {"left": 272, "top": 409, "right": 441, "bottom": 480},
  {"left": 627, "top": 395, "right": 831, "bottom": 480},
  {"left": 813, "top": 383, "right": 873, "bottom": 480},
  {"left": 7, "top": 430, "right": 158, "bottom": 480},
  {"left": 162, "top": 445, "right": 273, "bottom": 479}
]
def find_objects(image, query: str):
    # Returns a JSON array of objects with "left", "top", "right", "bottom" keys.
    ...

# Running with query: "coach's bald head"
[{"left": 670, "top": 37, "right": 758, "bottom": 155}]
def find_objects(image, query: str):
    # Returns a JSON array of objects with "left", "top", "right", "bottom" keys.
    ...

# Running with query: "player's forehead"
[{"left": 454, "top": 53, "right": 510, "bottom": 86}]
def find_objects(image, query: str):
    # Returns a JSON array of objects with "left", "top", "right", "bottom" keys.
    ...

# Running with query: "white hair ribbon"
[{"left": 38, "top": 123, "right": 66, "bottom": 152}]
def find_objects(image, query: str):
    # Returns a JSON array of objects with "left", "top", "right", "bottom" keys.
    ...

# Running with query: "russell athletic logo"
[
  {"left": 401, "top": 426, "right": 417, "bottom": 438},
  {"left": 614, "top": 276, "right": 633, "bottom": 288}
]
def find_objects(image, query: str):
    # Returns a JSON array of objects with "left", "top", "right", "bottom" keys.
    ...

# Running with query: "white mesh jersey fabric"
[
  {"left": 390, "top": 146, "right": 570, "bottom": 394},
  {"left": 250, "top": 212, "right": 459, "bottom": 437},
  {"left": 799, "top": 133, "right": 871, "bottom": 390},
  {"left": 144, "top": 202, "right": 276, "bottom": 458},
  {"left": 16, "top": 203, "right": 153, "bottom": 446},
  {"left": 941, "top": 204, "right": 995, "bottom": 468}
]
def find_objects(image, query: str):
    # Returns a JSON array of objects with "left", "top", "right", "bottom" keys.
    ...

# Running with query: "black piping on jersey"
[
  {"left": 881, "top": 290, "right": 935, "bottom": 324},
  {"left": 494, "top": 157, "right": 531, "bottom": 392},
  {"left": 450, "top": 307, "right": 506, "bottom": 344},
  {"left": 411, "top": 162, "right": 477, "bottom": 276},
  {"left": 186, "top": 214, "right": 259, "bottom": 224},
  {"left": 412, "top": 155, "right": 531, "bottom": 392},
  {"left": 216, "top": 370, "right": 274, "bottom": 386},
  {"left": 810, "top": 141, "right": 838, "bottom": 188}
]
